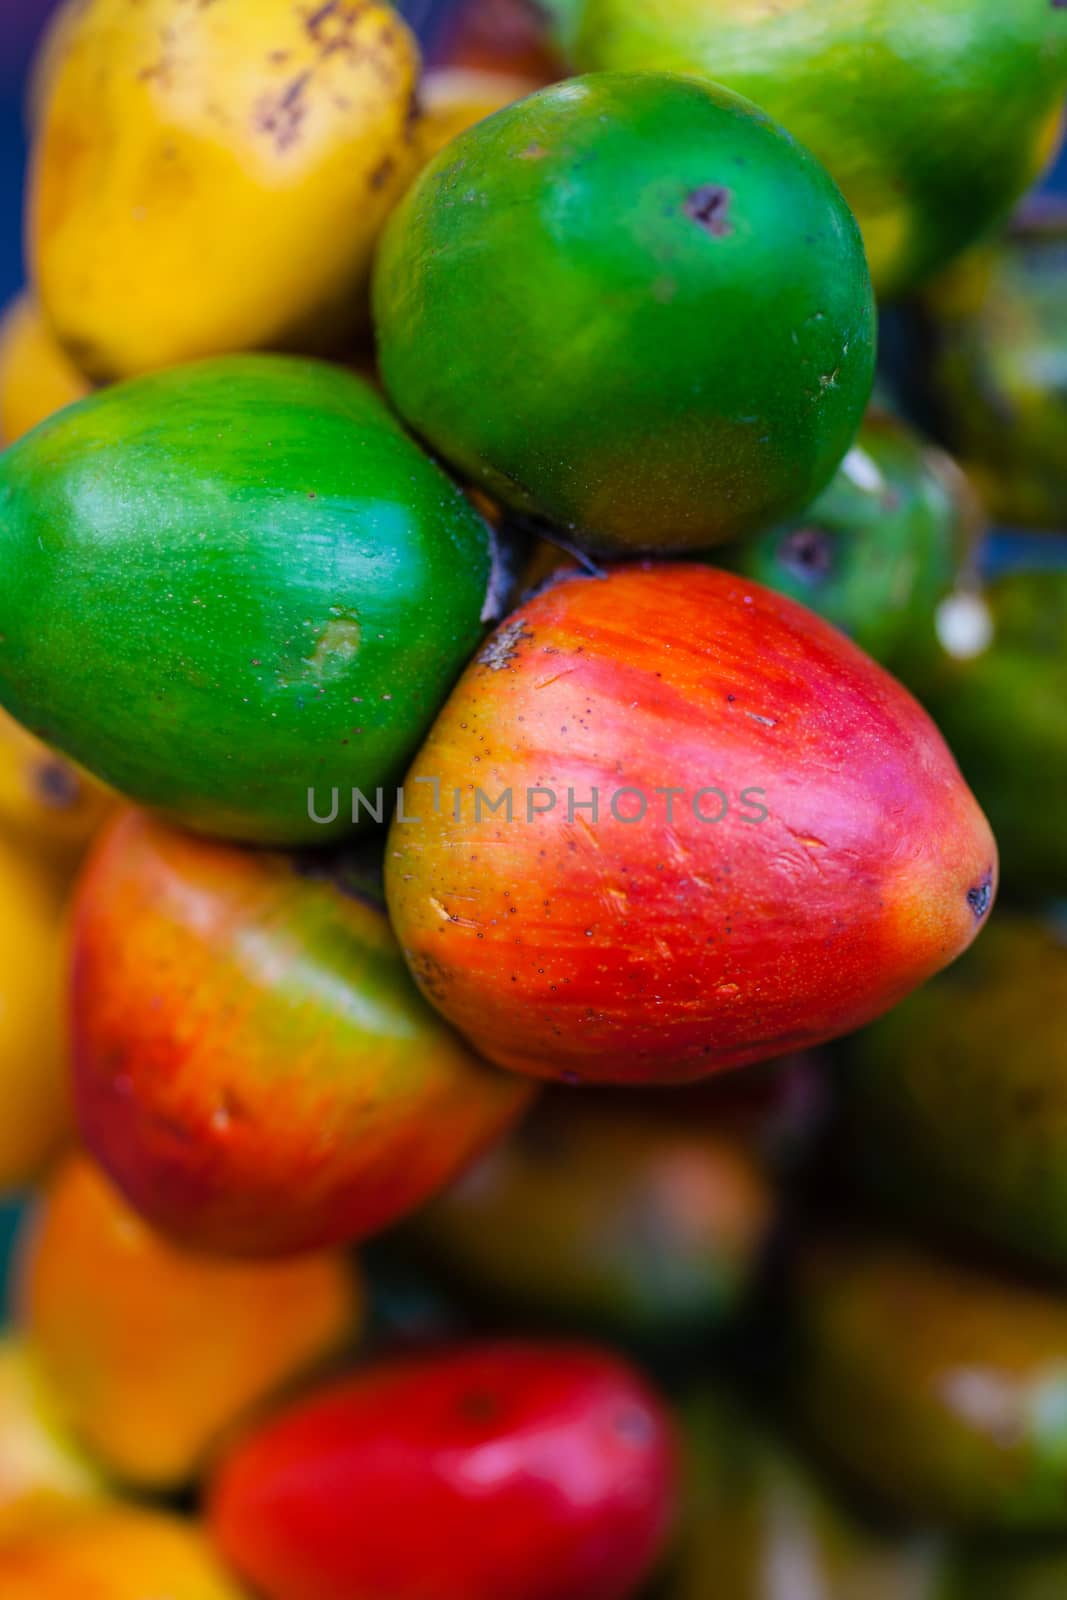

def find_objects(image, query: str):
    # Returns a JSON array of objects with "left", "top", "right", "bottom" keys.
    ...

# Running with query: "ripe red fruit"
[
  {"left": 386, "top": 565, "right": 997, "bottom": 1085},
  {"left": 209, "top": 1342, "right": 678, "bottom": 1600},
  {"left": 70, "top": 810, "right": 531, "bottom": 1256}
]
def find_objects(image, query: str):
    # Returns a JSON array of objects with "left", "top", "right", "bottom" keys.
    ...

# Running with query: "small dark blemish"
[
  {"left": 685, "top": 184, "right": 734, "bottom": 239},
  {"left": 370, "top": 155, "right": 395, "bottom": 190},
  {"left": 967, "top": 877, "right": 993, "bottom": 919},
  {"left": 34, "top": 760, "right": 82, "bottom": 810},
  {"left": 458, "top": 1390, "right": 500, "bottom": 1423},
  {"left": 778, "top": 525, "right": 835, "bottom": 585}
]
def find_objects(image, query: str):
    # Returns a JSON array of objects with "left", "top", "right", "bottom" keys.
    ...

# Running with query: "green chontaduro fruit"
[
  {"left": 548, "top": 0, "right": 1067, "bottom": 300},
  {"left": 374, "top": 72, "right": 875, "bottom": 555},
  {"left": 922, "top": 202, "right": 1067, "bottom": 530},
  {"left": 841, "top": 913, "right": 1067, "bottom": 1274},
  {"left": 657, "top": 1389, "right": 941, "bottom": 1600},
  {"left": 0, "top": 356, "right": 495, "bottom": 845},
  {"left": 943, "top": 1549, "right": 1067, "bottom": 1600},
  {"left": 916, "top": 557, "right": 1067, "bottom": 899},
  {"left": 717, "top": 409, "right": 978, "bottom": 679},
  {"left": 791, "top": 1238, "right": 1067, "bottom": 1533},
  {"left": 404, "top": 1077, "right": 788, "bottom": 1346}
]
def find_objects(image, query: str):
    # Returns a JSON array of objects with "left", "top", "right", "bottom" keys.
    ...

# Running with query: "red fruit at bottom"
[{"left": 208, "top": 1341, "right": 678, "bottom": 1600}]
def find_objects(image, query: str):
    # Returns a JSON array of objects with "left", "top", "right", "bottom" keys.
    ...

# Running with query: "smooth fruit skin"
[
  {"left": 17, "top": 1155, "right": 360, "bottom": 1489},
  {"left": 71, "top": 809, "right": 533, "bottom": 1257},
  {"left": 661, "top": 1389, "right": 938, "bottom": 1600},
  {"left": 791, "top": 1239, "right": 1067, "bottom": 1532},
  {"left": 0, "top": 1510, "right": 245, "bottom": 1600},
  {"left": 841, "top": 913, "right": 1067, "bottom": 1275},
  {"left": 375, "top": 72, "right": 875, "bottom": 554},
  {"left": 0, "top": 1338, "right": 109, "bottom": 1543},
  {"left": 916, "top": 561, "right": 1067, "bottom": 899},
  {"left": 717, "top": 409, "right": 978, "bottom": 681},
  {"left": 408, "top": 1084, "right": 776, "bottom": 1344},
  {"left": 0, "top": 356, "right": 494, "bottom": 845},
  {"left": 921, "top": 204, "right": 1067, "bottom": 530},
  {"left": 0, "top": 709, "right": 113, "bottom": 877},
  {"left": 0, "top": 835, "right": 70, "bottom": 1192},
  {"left": 209, "top": 1342, "right": 678, "bottom": 1600},
  {"left": 0, "top": 292, "right": 89, "bottom": 445},
  {"left": 385, "top": 565, "right": 997, "bottom": 1085},
  {"left": 559, "top": 0, "right": 1067, "bottom": 299},
  {"left": 29, "top": 0, "right": 420, "bottom": 381}
]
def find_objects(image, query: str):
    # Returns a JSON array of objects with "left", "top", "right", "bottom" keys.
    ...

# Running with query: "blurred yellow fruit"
[
  {"left": 0, "top": 1509, "right": 244, "bottom": 1598},
  {"left": 0, "top": 294, "right": 90, "bottom": 446},
  {"left": 29, "top": 0, "right": 421, "bottom": 381},
  {"left": 0, "top": 710, "right": 113, "bottom": 874},
  {"left": 19, "top": 1155, "right": 362, "bottom": 1490},
  {"left": 416, "top": 68, "right": 544, "bottom": 163},
  {"left": 0, "top": 837, "right": 70, "bottom": 1193},
  {"left": 0, "top": 1339, "right": 108, "bottom": 1544}
]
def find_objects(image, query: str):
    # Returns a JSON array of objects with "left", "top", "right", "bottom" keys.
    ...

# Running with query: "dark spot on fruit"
[
  {"left": 458, "top": 1389, "right": 500, "bottom": 1422},
  {"left": 34, "top": 759, "right": 82, "bottom": 810},
  {"left": 370, "top": 156, "right": 395, "bottom": 190},
  {"left": 256, "top": 72, "right": 312, "bottom": 152},
  {"left": 967, "top": 877, "right": 993, "bottom": 919},
  {"left": 479, "top": 619, "right": 533, "bottom": 671},
  {"left": 685, "top": 185, "right": 734, "bottom": 239},
  {"left": 778, "top": 525, "right": 835, "bottom": 584},
  {"left": 305, "top": 0, "right": 342, "bottom": 35}
]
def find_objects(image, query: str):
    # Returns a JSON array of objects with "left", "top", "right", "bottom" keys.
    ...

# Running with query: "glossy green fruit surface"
[
  {"left": 718, "top": 409, "right": 976, "bottom": 678},
  {"left": 553, "top": 0, "right": 1067, "bottom": 298},
  {"left": 842, "top": 913, "right": 1067, "bottom": 1273},
  {"left": 375, "top": 72, "right": 875, "bottom": 554},
  {"left": 0, "top": 356, "right": 494, "bottom": 844}
]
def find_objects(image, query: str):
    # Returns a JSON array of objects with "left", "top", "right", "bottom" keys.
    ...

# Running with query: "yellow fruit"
[
  {"left": 19, "top": 1155, "right": 361, "bottom": 1490},
  {"left": 416, "top": 68, "right": 544, "bottom": 164},
  {"left": 0, "top": 710, "right": 113, "bottom": 874},
  {"left": 0, "top": 294, "right": 90, "bottom": 446},
  {"left": 0, "top": 1509, "right": 244, "bottom": 1599},
  {"left": 0, "top": 838, "right": 70, "bottom": 1192},
  {"left": 0, "top": 1339, "right": 108, "bottom": 1544},
  {"left": 29, "top": 0, "right": 421, "bottom": 381}
]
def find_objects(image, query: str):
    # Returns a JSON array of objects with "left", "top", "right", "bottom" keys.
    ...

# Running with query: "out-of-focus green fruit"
[
  {"left": 922, "top": 204, "right": 1067, "bottom": 530},
  {"left": 791, "top": 1238, "right": 1067, "bottom": 1532},
  {"left": 406, "top": 1071, "right": 805, "bottom": 1344},
  {"left": 375, "top": 72, "right": 875, "bottom": 554},
  {"left": 717, "top": 410, "right": 977, "bottom": 678},
  {"left": 942, "top": 1549, "right": 1067, "bottom": 1600},
  {"left": 841, "top": 913, "right": 1067, "bottom": 1274},
  {"left": 550, "top": 0, "right": 1067, "bottom": 298},
  {"left": 658, "top": 1389, "right": 942, "bottom": 1599},
  {"left": 917, "top": 558, "right": 1067, "bottom": 899}
]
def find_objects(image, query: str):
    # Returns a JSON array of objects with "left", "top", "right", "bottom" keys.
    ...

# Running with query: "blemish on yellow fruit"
[{"left": 29, "top": 0, "right": 421, "bottom": 380}]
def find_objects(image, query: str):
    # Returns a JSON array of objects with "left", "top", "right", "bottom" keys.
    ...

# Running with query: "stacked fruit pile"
[{"left": 0, "top": 1, "right": 1065, "bottom": 1596}]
